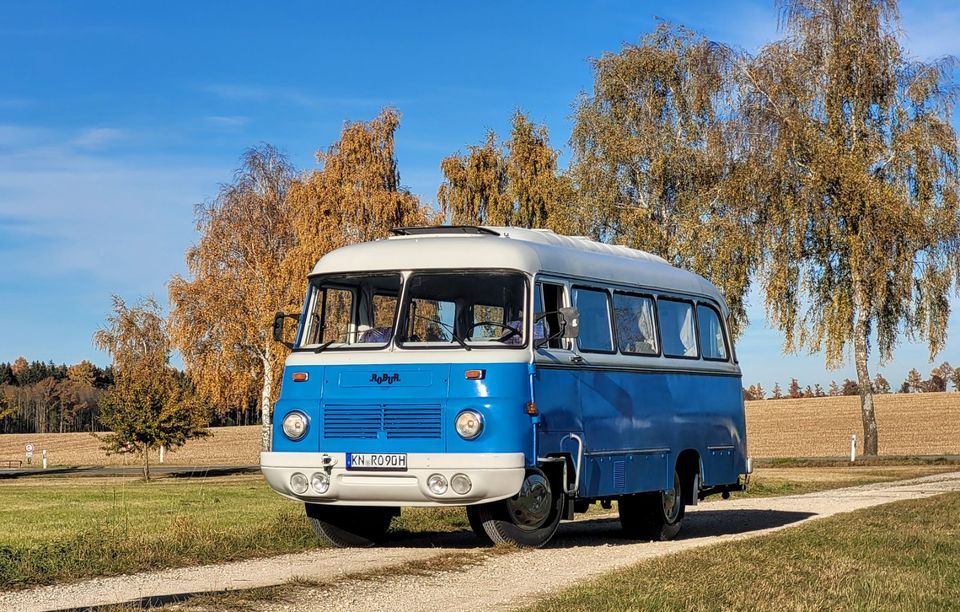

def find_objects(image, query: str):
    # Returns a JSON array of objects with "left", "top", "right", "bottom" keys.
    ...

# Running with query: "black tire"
[
  {"left": 465, "top": 505, "right": 494, "bottom": 545},
  {"left": 619, "top": 470, "right": 684, "bottom": 541},
  {"left": 305, "top": 504, "right": 396, "bottom": 548},
  {"left": 473, "top": 468, "right": 564, "bottom": 548}
]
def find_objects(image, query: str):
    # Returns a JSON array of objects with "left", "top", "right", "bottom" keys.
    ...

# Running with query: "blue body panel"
[
  {"left": 272, "top": 362, "right": 535, "bottom": 463},
  {"left": 272, "top": 360, "right": 747, "bottom": 499},
  {"left": 536, "top": 365, "right": 746, "bottom": 497}
]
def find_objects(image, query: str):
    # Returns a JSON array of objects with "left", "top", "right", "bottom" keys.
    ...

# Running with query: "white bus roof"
[{"left": 310, "top": 226, "right": 727, "bottom": 309}]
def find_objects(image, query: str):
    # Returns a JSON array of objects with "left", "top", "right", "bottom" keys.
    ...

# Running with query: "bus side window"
[
  {"left": 572, "top": 287, "right": 614, "bottom": 353},
  {"left": 658, "top": 298, "right": 698, "bottom": 358},
  {"left": 538, "top": 282, "right": 566, "bottom": 349},
  {"left": 697, "top": 304, "right": 729, "bottom": 361}
]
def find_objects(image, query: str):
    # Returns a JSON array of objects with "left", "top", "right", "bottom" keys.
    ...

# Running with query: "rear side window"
[
  {"left": 613, "top": 292, "right": 658, "bottom": 355},
  {"left": 697, "top": 304, "right": 728, "bottom": 361},
  {"left": 573, "top": 287, "right": 613, "bottom": 352},
  {"left": 658, "top": 299, "right": 698, "bottom": 358}
]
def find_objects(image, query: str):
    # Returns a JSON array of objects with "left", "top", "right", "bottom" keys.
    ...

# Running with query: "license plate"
[{"left": 346, "top": 453, "right": 407, "bottom": 471}]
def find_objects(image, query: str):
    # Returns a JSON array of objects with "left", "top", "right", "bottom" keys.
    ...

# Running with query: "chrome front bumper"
[{"left": 261, "top": 451, "right": 525, "bottom": 507}]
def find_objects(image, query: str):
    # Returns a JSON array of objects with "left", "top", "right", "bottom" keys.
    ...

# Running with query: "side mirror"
[
  {"left": 272, "top": 312, "right": 287, "bottom": 343},
  {"left": 559, "top": 307, "right": 580, "bottom": 339}
]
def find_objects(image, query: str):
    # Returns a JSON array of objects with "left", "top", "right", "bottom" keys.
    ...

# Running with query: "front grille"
[
  {"left": 323, "top": 404, "right": 442, "bottom": 439},
  {"left": 383, "top": 405, "right": 443, "bottom": 439},
  {"left": 323, "top": 405, "right": 380, "bottom": 439}
]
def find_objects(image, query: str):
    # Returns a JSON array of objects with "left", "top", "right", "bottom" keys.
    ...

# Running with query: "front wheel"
[
  {"left": 305, "top": 504, "right": 397, "bottom": 547},
  {"left": 471, "top": 468, "right": 564, "bottom": 548},
  {"left": 619, "top": 469, "right": 684, "bottom": 541}
]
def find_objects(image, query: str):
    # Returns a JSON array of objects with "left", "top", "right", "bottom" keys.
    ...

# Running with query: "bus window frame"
[
  {"left": 293, "top": 271, "right": 403, "bottom": 353},
  {"left": 695, "top": 301, "right": 731, "bottom": 363},
  {"left": 612, "top": 290, "right": 663, "bottom": 358},
  {"left": 655, "top": 296, "right": 701, "bottom": 361},
  {"left": 536, "top": 279, "right": 572, "bottom": 351},
  {"left": 571, "top": 284, "right": 617, "bottom": 356},
  {"left": 395, "top": 269, "right": 531, "bottom": 351}
]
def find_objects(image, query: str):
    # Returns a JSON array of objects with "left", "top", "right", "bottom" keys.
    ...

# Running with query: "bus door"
[{"left": 533, "top": 280, "right": 583, "bottom": 460}]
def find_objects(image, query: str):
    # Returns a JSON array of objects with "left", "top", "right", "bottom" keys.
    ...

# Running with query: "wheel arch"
[{"left": 675, "top": 448, "right": 702, "bottom": 506}]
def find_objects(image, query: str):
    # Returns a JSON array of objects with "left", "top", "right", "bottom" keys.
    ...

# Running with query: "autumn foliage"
[{"left": 169, "top": 110, "right": 429, "bottom": 450}]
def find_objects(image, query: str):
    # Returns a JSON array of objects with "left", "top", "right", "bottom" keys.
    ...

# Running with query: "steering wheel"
[{"left": 465, "top": 321, "right": 521, "bottom": 342}]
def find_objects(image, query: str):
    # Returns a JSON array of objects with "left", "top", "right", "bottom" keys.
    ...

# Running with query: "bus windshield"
[
  {"left": 297, "top": 273, "right": 401, "bottom": 350},
  {"left": 397, "top": 271, "right": 527, "bottom": 349}
]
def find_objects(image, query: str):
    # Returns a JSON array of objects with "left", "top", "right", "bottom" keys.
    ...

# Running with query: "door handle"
[{"left": 570, "top": 355, "right": 585, "bottom": 365}]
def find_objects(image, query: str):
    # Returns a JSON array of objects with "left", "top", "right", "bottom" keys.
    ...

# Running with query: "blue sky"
[{"left": 2, "top": 1, "right": 959, "bottom": 390}]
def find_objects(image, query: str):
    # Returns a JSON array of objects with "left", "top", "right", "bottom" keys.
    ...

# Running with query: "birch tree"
[
  {"left": 284, "top": 108, "right": 428, "bottom": 282},
  {"left": 438, "top": 111, "right": 572, "bottom": 230},
  {"left": 570, "top": 24, "right": 760, "bottom": 334},
  {"left": 740, "top": 0, "right": 960, "bottom": 454},
  {"left": 169, "top": 145, "right": 296, "bottom": 452}
]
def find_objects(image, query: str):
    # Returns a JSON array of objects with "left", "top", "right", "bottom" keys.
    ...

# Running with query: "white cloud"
[
  {"left": 71, "top": 127, "right": 126, "bottom": 149},
  {"left": 0, "top": 125, "right": 224, "bottom": 286},
  {"left": 204, "top": 115, "right": 251, "bottom": 129}
]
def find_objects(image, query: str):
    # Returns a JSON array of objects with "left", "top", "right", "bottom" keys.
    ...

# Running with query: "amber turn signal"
[
  {"left": 465, "top": 369, "right": 486, "bottom": 380},
  {"left": 526, "top": 402, "right": 538, "bottom": 415},
  {"left": 292, "top": 372, "right": 309, "bottom": 382}
]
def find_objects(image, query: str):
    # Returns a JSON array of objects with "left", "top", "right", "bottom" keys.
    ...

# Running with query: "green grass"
[
  {"left": 529, "top": 491, "right": 960, "bottom": 611},
  {"left": 0, "top": 475, "right": 469, "bottom": 590},
  {"left": 0, "top": 465, "right": 952, "bottom": 591}
]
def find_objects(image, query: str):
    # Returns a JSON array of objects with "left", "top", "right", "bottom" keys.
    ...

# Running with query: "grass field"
[
  {"left": 0, "top": 465, "right": 952, "bottom": 590},
  {"left": 2, "top": 393, "right": 958, "bottom": 468},
  {"left": 0, "top": 474, "right": 469, "bottom": 590},
  {"left": 529, "top": 491, "right": 960, "bottom": 611}
]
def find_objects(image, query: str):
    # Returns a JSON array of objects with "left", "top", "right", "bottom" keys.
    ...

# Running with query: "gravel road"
[{"left": 3, "top": 471, "right": 959, "bottom": 612}]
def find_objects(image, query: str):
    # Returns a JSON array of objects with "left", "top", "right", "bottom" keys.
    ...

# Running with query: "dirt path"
[{"left": 3, "top": 471, "right": 959, "bottom": 612}]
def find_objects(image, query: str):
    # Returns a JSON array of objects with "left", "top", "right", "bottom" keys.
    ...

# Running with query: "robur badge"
[{"left": 370, "top": 373, "right": 401, "bottom": 385}]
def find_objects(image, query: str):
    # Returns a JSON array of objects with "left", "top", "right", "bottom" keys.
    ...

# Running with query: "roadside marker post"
[
  {"left": 42, "top": 449, "right": 47, "bottom": 469},
  {"left": 159, "top": 445, "right": 165, "bottom": 464},
  {"left": 850, "top": 434, "right": 857, "bottom": 463}
]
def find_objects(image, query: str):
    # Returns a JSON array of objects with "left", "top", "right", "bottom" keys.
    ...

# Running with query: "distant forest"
[
  {"left": 0, "top": 357, "right": 256, "bottom": 434},
  {"left": 745, "top": 362, "right": 960, "bottom": 401}
]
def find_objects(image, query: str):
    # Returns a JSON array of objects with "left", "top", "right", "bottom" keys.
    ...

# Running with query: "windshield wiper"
[
  {"left": 313, "top": 340, "right": 335, "bottom": 353},
  {"left": 410, "top": 314, "right": 471, "bottom": 351}
]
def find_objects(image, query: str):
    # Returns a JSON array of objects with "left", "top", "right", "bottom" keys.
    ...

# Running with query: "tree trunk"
[
  {"left": 853, "top": 305, "right": 879, "bottom": 456},
  {"left": 143, "top": 446, "right": 151, "bottom": 481},
  {"left": 260, "top": 345, "right": 274, "bottom": 453}
]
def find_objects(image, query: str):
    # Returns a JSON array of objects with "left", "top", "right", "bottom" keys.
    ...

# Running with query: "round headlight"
[
  {"left": 427, "top": 473, "right": 448, "bottom": 495},
  {"left": 290, "top": 472, "right": 309, "bottom": 494},
  {"left": 455, "top": 410, "right": 484, "bottom": 440},
  {"left": 282, "top": 411, "right": 309, "bottom": 441},
  {"left": 311, "top": 472, "right": 330, "bottom": 494},
  {"left": 451, "top": 473, "right": 472, "bottom": 495}
]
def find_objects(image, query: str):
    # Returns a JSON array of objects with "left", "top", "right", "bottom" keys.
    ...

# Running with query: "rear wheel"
[
  {"left": 304, "top": 504, "right": 396, "bottom": 547},
  {"left": 472, "top": 468, "right": 564, "bottom": 548},
  {"left": 619, "top": 470, "right": 684, "bottom": 541}
]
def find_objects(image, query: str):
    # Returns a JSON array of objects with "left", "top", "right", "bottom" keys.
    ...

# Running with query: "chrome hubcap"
[
  {"left": 662, "top": 475, "right": 681, "bottom": 522},
  {"left": 506, "top": 471, "right": 552, "bottom": 528}
]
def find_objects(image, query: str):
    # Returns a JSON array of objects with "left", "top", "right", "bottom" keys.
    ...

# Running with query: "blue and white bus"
[{"left": 262, "top": 226, "right": 750, "bottom": 547}]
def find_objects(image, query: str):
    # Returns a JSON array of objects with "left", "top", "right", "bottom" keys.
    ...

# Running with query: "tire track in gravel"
[{"left": 3, "top": 472, "right": 959, "bottom": 612}]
